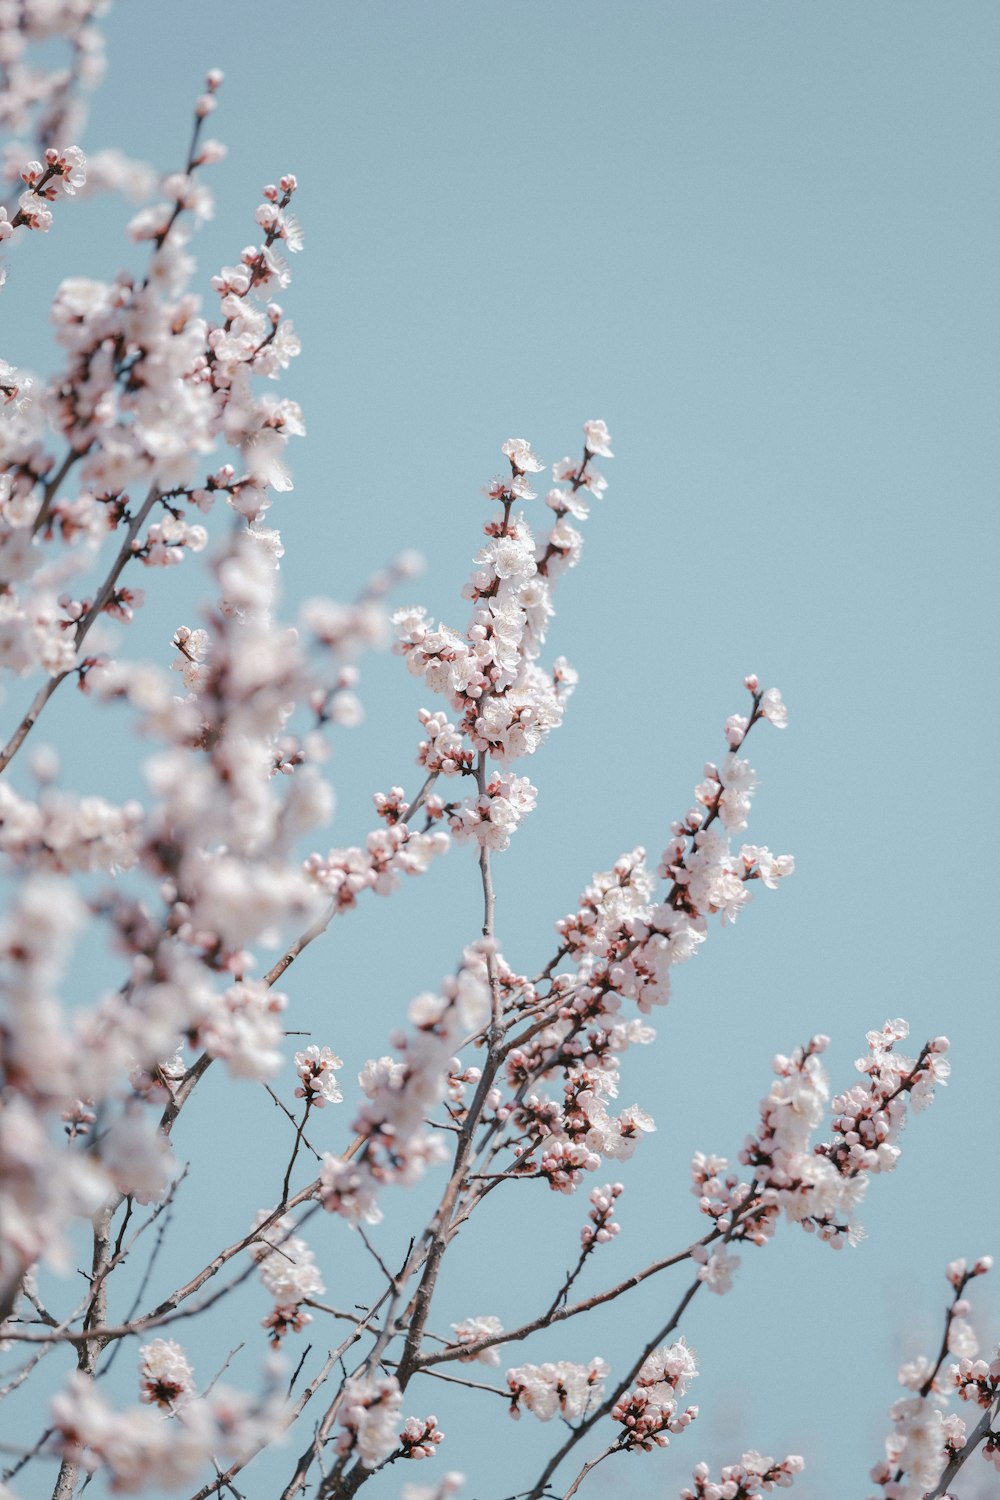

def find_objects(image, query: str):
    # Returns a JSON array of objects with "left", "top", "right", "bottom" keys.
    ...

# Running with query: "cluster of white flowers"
[
  {"left": 868, "top": 1256, "right": 997, "bottom": 1499},
  {"left": 473, "top": 692, "right": 797, "bottom": 1209},
  {"left": 506, "top": 1357, "right": 609, "bottom": 1423},
  {"left": 319, "top": 946, "right": 491, "bottom": 1225},
  {"left": 740, "top": 1036, "right": 858, "bottom": 1240},
  {"left": 448, "top": 1314, "right": 505, "bottom": 1367},
  {"left": 447, "top": 769, "right": 537, "bottom": 852},
  {"left": 0, "top": 877, "right": 108, "bottom": 1287},
  {"left": 3, "top": 145, "right": 88, "bottom": 239},
  {"left": 249, "top": 1211, "right": 325, "bottom": 1346},
  {"left": 250, "top": 1211, "right": 325, "bottom": 1304},
  {"left": 293, "top": 1044, "right": 344, "bottom": 1107},
  {"left": 137, "top": 1338, "right": 195, "bottom": 1408},
  {"left": 304, "top": 823, "right": 449, "bottom": 909},
  {"left": 398, "top": 1413, "right": 444, "bottom": 1460},
  {"left": 680, "top": 1451, "right": 806, "bottom": 1498},
  {"left": 189, "top": 978, "right": 288, "bottom": 1081},
  {"left": 392, "top": 427, "right": 611, "bottom": 848},
  {"left": 335, "top": 1373, "right": 403, "bottom": 1467},
  {"left": 508, "top": 1058, "right": 656, "bottom": 1195},
  {"left": 581, "top": 1181, "right": 623, "bottom": 1250},
  {"left": 416, "top": 707, "right": 474, "bottom": 777},
  {"left": 686, "top": 1024, "right": 954, "bottom": 1294},
  {"left": 875, "top": 1398, "right": 953, "bottom": 1497},
  {"left": 50, "top": 1369, "right": 287, "bottom": 1492},
  {"left": 692, "top": 1244, "right": 742, "bottom": 1296},
  {"left": 610, "top": 1338, "right": 699, "bottom": 1451},
  {"left": 0, "top": 778, "right": 142, "bottom": 872}
]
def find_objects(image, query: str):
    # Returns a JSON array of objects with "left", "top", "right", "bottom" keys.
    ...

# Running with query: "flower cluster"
[
  {"left": 335, "top": 1373, "right": 403, "bottom": 1467},
  {"left": 441, "top": 688, "right": 794, "bottom": 1212},
  {"left": 611, "top": 1339, "right": 699, "bottom": 1451},
  {"left": 818, "top": 1019, "right": 951, "bottom": 1175},
  {"left": 581, "top": 1181, "right": 623, "bottom": 1250},
  {"left": 319, "top": 945, "right": 491, "bottom": 1225},
  {"left": 870, "top": 1399, "right": 957, "bottom": 1498},
  {"left": 304, "top": 823, "right": 449, "bottom": 910},
  {"left": 950, "top": 1354, "right": 1000, "bottom": 1408},
  {"left": 691, "top": 1243, "right": 742, "bottom": 1296},
  {"left": 249, "top": 1211, "right": 325, "bottom": 1346},
  {"left": 514, "top": 1066, "right": 655, "bottom": 1194},
  {"left": 4, "top": 144, "right": 87, "bottom": 236},
  {"left": 448, "top": 1315, "right": 505, "bottom": 1367},
  {"left": 137, "top": 1338, "right": 195, "bottom": 1408},
  {"left": 679, "top": 1452, "right": 805, "bottom": 1498},
  {"left": 734, "top": 1023, "right": 949, "bottom": 1248},
  {"left": 447, "top": 769, "right": 537, "bottom": 852},
  {"left": 293, "top": 1044, "right": 344, "bottom": 1107},
  {"left": 869, "top": 1256, "right": 998, "bottom": 1499},
  {"left": 416, "top": 708, "right": 474, "bottom": 777},
  {"left": 398, "top": 1414, "right": 444, "bottom": 1460},
  {"left": 392, "top": 426, "right": 611, "bottom": 849},
  {"left": 506, "top": 1357, "right": 609, "bottom": 1422},
  {"left": 0, "top": 777, "right": 142, "bottom": 873},
  {"left": 50, "top": 1369, "right": 286, "bottom": 1492}
]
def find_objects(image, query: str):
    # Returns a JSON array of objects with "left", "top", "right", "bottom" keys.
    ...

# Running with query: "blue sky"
[{"left": 3, "top": 3, "right": 998, "bottom": 1497}]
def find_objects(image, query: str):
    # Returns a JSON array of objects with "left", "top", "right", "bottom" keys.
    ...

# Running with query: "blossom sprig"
[
  {"left": 816, "top": 1020, "right": 950, "bottom": 1179},
  {"left": 0, "top": 776, "right": 143, "bottom": 875},
  {"left": 866, "top": 1257, "right": 1000, "bottom": 1498},
  {"left": 4, "top": 145, "right": 87, "bottom": 235},
  {"left": 951, "top": 1353, "right": 1000, "bottom": 1410},
  {"left": 318, "top": 945, "right": 492, "bottom": 1225},
  {"left": 335, "top": 1373, "right": 404, "bottom": 1467},
  {"left": 249, "top": 1210, "right": 325, "bottom": 1347},
  {"left": 581, "top": 1180, "right": 624, "bottom": 1251},
  {"left": 697, "top": 1022, "right": 951, "bottom": 1253},
  {"left": 610, "top": 1338, "right": 699, "bottom": 1452},
  {"left": 0, "top": 84, "right": 305, "bottom": 791},
  {"left": 550, "top": 678, "right": 792, "bottom": 1004},
  {"left": 126, "top": 69, "right": 225, "bottom": 253},
  {"left": 448, "top": 769, "right": 537, "bottom": 852},
  {"left": 304, "top": 823, "right": 450, "bottom": 910},
  {"left": 724, "top": 676, "right": 788, "bottom": 750},
  {"left": 506, "top": 1357, "right": 609, "bottom": 1423},
  {"left": 448, "top": 1315, "right": 505, "bottom": 1367},
  {"left": 679, "top": 1452, "right": 805, "bottom": 1499},
  {"left": 293, "top": 1044, "right": 344, "bottom": 1107},
  {"left": 540, "top": 425, "right": 611, "bottom": 558},
  {"left": 416, "top": 708, "right": 475, "bottom": 778},
  {"left": 392, "top": 424, "right": 613, "bottom": 854},
  {"left": 0, "top": 87, "right": 244, "bottom": 773},
  {"left": 473, "top": 684, "right": 792, "bottom": 1200},
  {"left": 397, "top": 1413, "right": 445, "bottom": 1461}
]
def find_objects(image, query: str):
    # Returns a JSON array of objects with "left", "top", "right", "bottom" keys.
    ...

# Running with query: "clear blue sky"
[{"left": 3, "top": 4, "right": 998, "bottom": 1497}]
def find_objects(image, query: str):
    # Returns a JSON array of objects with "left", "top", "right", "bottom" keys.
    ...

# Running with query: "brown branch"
[{"left": 416, "top": 1233, "right": 714, "bottom": 1371}]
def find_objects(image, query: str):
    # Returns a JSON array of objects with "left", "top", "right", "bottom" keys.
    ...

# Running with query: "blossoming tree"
[{"left": 0, "top": 7, "right": 997, "bottom": 1500}]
